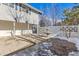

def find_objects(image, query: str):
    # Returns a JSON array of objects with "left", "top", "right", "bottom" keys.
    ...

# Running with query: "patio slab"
[{"left": 0, "top": 36, "right": 34, "bottom": 56}]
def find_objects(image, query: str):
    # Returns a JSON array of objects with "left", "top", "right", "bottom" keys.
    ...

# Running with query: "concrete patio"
[{"left": 0, "top": 36, "right": 34, "bottom": 56}]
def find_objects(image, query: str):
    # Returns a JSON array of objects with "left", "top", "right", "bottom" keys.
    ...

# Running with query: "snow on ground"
[
  {"left": 9, "top": 41, "right": 55, "bottom": 56},
  {"left": 8, "top": 30, "right": 79, "bottom": 56},
  {"left": 52, "top": 31, "right": 79, "bottom": 56},
  {"left": 55, "top": 31, "right": 79, "bottom": 51},
  {"left": 55, "top": 32, "right": 79, "bottom": 56}
]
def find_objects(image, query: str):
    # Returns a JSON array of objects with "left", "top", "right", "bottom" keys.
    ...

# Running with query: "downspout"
[
  {"left": 13, "top": 3, "right": 16, "bottom": 38},
  {"left": 28, "top": 9, "right": 30, "bottom": 33},
  {"left": 37, "top": 15, "right": 40, "bottom": 35}
]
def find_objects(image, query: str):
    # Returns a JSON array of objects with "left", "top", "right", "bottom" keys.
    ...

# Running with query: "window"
[
  {"left": 17, "top": 4, "right": 21, "bottom": 11},
  {"left": 28, "top": 9, "right": 31, "bottom": 15},
  {"left": 26, "top": 10, "right": 28, "bottom": 13},
  {"left": 2, "top": 3, "right": 8, "bottom": 6},
  {"left": 8, "top": 3, "right": 14, "bottom": 8}
]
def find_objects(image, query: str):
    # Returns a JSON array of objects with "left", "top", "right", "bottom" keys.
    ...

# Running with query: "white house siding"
[
  {"left": 0, "top": 4, "right": 42, "bottom": 36},
  {"left": 28, "top": 11, "right": 40, "bottom": 25},
  {"left": 0, "top": 4, "right": 15, "bottom": 21},
  {"left": 0, "top": 3, "right": 41, "bottom": 37}
]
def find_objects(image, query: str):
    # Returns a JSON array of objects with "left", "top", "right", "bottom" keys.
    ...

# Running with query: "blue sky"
[{"left": 29, "top": 3, "right": 76, "bottom": 20}]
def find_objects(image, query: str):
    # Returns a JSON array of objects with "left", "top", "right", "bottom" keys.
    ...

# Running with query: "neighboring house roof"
[{"left": 23, "top": 4, "right": 43, "bottom": 14}]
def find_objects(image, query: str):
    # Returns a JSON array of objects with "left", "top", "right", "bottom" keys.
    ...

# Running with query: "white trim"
[
  {"left": 25, "top": 4, "right": 43, "bottom": 14},
  {"left": 0, "top": 30, "right": 32, "bottom": 37}
]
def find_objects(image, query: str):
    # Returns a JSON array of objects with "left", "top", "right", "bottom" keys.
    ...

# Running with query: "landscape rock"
[{"left": 50, "top": 38, "right": 77, "bottom": 56}]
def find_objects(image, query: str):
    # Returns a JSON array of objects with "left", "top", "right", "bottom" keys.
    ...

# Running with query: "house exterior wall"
[
  {"left": 0, "top": 3, "right": 40, "bottom": 24},
  {"left": 0, "top": 4, "right": 15, "bottom": 21},
  {"left": 0, "top": 3, "right": 41, "bottom": 36},
  {"left": 28, "top": 11, "right": 40, "bottom": 24}
]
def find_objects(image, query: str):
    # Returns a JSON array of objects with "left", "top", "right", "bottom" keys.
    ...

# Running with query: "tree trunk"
[{"left": 13, "top": 21, "right": 15, "bottom": 39}]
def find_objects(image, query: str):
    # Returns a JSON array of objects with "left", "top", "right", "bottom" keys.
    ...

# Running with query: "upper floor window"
[
  {"left": 2, "top": 3, "right": 8, "bottom": 6},
  {"left": 26, "top": 10, "right": 28, "bottom": 13},
  {"left": 28, "top": 9, "right": 31, "bottom": 15},
  {"left": 8, "top": 3, "right": 14, "bottom": 8}
]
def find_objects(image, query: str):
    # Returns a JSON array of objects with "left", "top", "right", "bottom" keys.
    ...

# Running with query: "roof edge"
[{"left": 24, "top": 3, "right": 43, "bottom": 14}]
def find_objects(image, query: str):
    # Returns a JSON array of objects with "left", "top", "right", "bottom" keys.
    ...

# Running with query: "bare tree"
[
  {"left": 7, "top": 3, "right": 17, "bottom": 38},
  {"left": 8, "top": 3, "right": 27, "bottom": 38}
]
